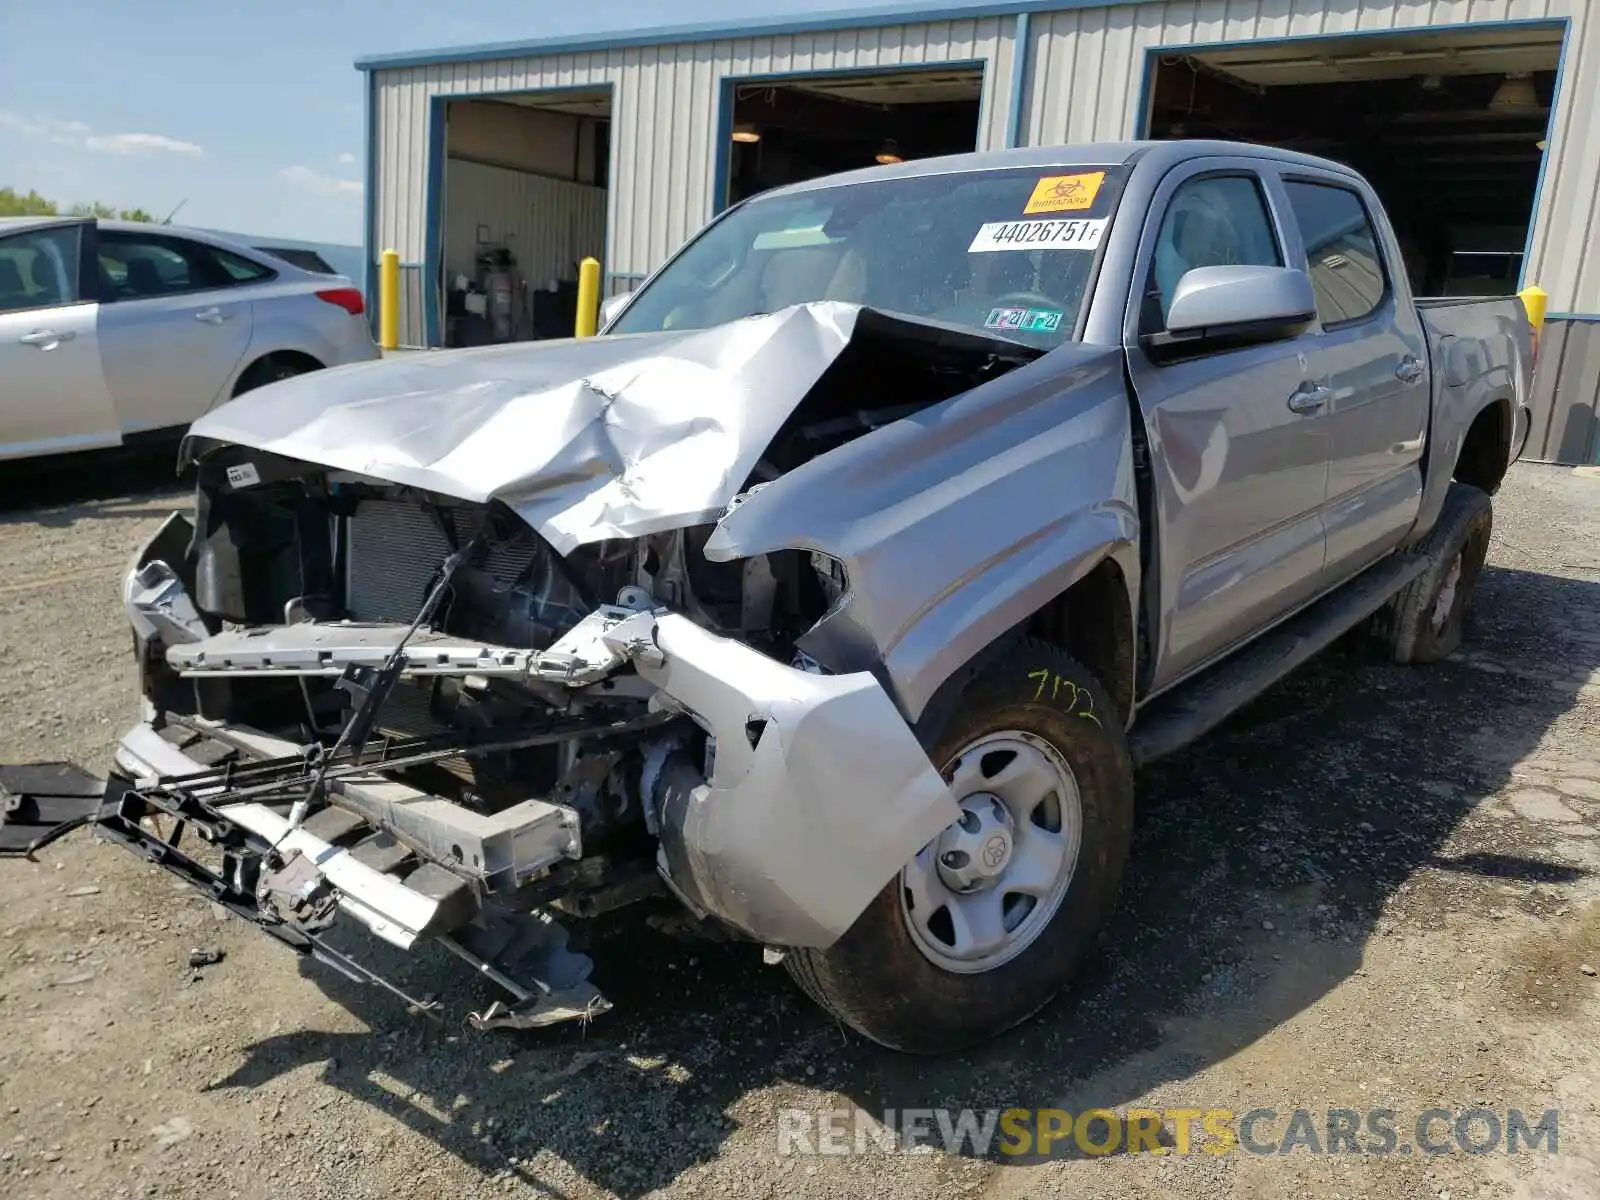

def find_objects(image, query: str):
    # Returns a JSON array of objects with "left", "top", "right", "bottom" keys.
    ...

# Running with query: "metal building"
[{"left": 356, "top": 0, "right": 1600, "bottom": 463}]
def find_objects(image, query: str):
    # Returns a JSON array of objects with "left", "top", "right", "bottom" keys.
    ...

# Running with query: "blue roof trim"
[{"left": 354, "top": 0, "right": 1144, "bottom": 71}]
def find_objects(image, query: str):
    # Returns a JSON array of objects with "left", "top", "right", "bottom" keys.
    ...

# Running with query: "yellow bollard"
[
  {"left": 1520, "top": 283, "right": 1548, "bottom": 375},
  {"left": 575, "top": 256, "right": 601, "bottom": 338},
  {"left": 378, "top": 249, "right": 400, "bottom": 351},
  {"left": 1518, "top": 283, "right": 1548, "bottom": 332}
]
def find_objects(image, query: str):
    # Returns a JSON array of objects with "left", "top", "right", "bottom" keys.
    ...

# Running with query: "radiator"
[{"left": 345, "top": 499, "right": 541, "bottom": 624}]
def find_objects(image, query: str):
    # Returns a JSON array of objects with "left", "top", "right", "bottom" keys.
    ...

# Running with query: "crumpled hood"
[{"left": 188, "top": 303, "right": 873, "bottom": 555}]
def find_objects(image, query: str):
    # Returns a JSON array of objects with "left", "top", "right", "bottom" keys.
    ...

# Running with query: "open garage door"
[
  {"left": 439, "top": 89, "right": 610, "bottom": 347},
  {"left": 723, "top": 67, "right": 983, "bottom": 206},
  {"left": 1144, "top": 25, "right": 1562, "bottom": 296}
]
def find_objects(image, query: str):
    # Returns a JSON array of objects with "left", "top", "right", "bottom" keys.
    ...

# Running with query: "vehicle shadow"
[
  {"left": 211, "top": 562, "right": 1600, "bottom": 1195},
  {"left": 0, "top": 444, "right": 189, "bottom": 521}
]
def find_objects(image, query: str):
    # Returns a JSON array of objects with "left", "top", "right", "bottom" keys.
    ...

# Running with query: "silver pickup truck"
[{"left": 3, "top": 139, "right": 1535, "bottom": 1054}]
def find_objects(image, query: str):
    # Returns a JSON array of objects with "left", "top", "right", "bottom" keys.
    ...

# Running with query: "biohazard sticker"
[
  {"left": 1024, "top": 172, "right": 1105, "bottom": 214},
  {"left": 968, "top": 217, "right": 1107, "bottom": 253},
  {"left": 985, "top": 307, "right": 1063, "bottom": 334}
]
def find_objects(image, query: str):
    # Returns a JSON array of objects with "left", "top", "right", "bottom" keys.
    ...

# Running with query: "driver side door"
[{"left": 1125, "top": 160, "right": 1335, "bottom": 692}]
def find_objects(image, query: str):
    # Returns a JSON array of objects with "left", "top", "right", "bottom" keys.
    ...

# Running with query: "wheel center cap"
[{"left": 935, "top": 793, "right": 1015, "bottom": 892}]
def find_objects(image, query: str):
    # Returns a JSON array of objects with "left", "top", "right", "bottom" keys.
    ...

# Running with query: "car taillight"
[{"left": 315, "top": 287, "right": 365, "bottom": 316}]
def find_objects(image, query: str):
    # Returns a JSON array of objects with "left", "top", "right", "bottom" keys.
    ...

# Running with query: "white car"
[{"left": 0, "top": 216, "right": 379, "bottom": 462}]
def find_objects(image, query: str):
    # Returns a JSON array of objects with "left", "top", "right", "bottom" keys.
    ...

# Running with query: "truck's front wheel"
[{"left": 784, "top": 642, "right": 1134, "bottom": 1054}]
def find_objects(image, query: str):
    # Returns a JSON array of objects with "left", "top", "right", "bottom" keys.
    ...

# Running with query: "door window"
[
  {"left": 99, "top": 233, "right": 205, "bottom": 300},
  {"left": 1144, "top": 175, "right": 1282, "bottom": 329},
  {"left": 0, "top": 225, "right": 83, "bottom": 313},
  {"left": 97, "top": 232, "right": 265, "bottom": 300},
  {"left": 1285, "top": 181, "right": 1387, "bottom": 326}
]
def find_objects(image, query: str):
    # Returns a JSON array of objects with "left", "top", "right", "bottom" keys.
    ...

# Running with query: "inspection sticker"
[
  {"left": 225, "top": 462, "right": 261, "bottom": 489},
  {"left": 968, "top": 217, "right": 1107, "bottom": 254},
  {"left": 1024, "top": 171, "right": 1105, "bottom": 214},
  {"left": 985, "top": 307, "right": 1063, "bottom": 334}
]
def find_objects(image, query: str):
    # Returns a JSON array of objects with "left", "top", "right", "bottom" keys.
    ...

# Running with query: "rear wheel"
[
  {"left": 232, "top": 353, "right": 320, "bottom": 397},
  {"left": 1372, "top": 482, "right": 1493, "bottom": 664},
  {"left": 784, "top": 641, "right": 1134, "bottom": 1054}
]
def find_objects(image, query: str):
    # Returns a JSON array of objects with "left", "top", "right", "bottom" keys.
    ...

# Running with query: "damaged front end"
[{"left": 60, "top": 303, "right": 1033, "bottom": 1030}]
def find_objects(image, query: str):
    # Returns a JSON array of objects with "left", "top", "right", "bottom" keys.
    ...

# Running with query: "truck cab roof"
[{"left": 761, "top": 138, "right": 1367, "bottom": 202}]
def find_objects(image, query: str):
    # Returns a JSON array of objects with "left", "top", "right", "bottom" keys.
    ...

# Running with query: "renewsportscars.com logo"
[{"left": 775, "top": 1107, "right": 1561, "bottom": 1159}]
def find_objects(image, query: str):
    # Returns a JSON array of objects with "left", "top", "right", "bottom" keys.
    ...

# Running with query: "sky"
[{"left": 0, "top": 0, "right": 897, "bottom": 246}]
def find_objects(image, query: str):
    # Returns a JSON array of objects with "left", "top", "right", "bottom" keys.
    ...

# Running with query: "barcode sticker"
[
  {"left": 226, "top": 463, "right": 261, "bottom": 488},
  {"left": 969, "top": 218, "right": 1108, "bottom": 254}
]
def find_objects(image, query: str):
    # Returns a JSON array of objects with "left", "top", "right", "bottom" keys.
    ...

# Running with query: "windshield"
[{"left": 610, "top": 165, "right": 1124, "bottom": 348}]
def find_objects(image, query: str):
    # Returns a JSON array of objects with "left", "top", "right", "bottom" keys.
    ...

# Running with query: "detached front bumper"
[{"left": 100, "top": 720, "right": 610, "bottom": 1030}]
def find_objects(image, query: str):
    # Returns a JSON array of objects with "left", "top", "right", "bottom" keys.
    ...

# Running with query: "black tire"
[
  {"left": 784, "top": 639, "right": 1134, "bottom": 1054},
  {"left": 1372, "top": 482, "right": 1493, "bottom": 665},
  {"left": 233, "top": 354, "right": 318, "bottom": 397}
]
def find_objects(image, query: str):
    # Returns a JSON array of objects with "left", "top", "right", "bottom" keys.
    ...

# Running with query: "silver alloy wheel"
[
  {"left": 900, "top": 730, "right": 1084, "bottom": 974},
  {"left": 1431, "top": 552, "right": 1464, "bottom": 633}
]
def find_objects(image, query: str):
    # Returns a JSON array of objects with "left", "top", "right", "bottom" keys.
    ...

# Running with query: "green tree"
[
  {"left": 0, "top": 186, "right": 60, "bottom": 217},
  {"left": 2, "top": 187, "right": 158, "bottom": 222}
]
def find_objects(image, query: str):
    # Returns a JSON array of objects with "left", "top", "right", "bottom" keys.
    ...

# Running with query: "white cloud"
[
  {"left": 0, "top": 110, "right": 202, "bottom": 157},
  {"left": 337, "top": 151, "right": 356, "bottom": 166},
  {"left": 86, "top": 132, "right": 203, "bottom": 157},
  {"left": 280, "top": 165, "right": 362, "bottom": 197}
]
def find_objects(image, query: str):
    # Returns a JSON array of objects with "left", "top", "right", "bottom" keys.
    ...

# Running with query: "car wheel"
[
  {"left": 233, "top": 355, "right": 317, "bottom": 397},
  {"left": 1373, "top": 482, "right": 1493, "bottom": 665},
  {"left": 784, "top": 640, "right": 1134, "bottom": 1054}
]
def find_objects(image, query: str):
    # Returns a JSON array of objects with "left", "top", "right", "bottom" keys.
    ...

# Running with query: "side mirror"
[
  {"left": 1157, "top": 265, "right": 1316, "bottom": 351},
  {"left": 599, "top": 290, "right": 635, "bottom": 328}
]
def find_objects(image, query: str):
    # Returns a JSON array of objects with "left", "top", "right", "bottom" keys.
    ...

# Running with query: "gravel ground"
[{"left": 2, "top": 460, "right": 1599, "bottom": 1200}]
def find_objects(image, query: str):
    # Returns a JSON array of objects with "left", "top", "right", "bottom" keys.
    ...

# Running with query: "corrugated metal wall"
[
  {"left": 1024, "top": 0, "right": 1600, "bottom": 316},
  {"left": 373, "top": 2, "right": 1598, "bottom": 311},
  {"left": 442, "top": 158, "right": 607, "bottom": 287},
  {"left": 370, "top": 15, "right": 1015, "bottom": 285},
  {"left": 1525, "top": 319, "right": 1600, "bottom": 463},
  {"left": 370, "top": 2, "right": 1600, "bottom": 458}
]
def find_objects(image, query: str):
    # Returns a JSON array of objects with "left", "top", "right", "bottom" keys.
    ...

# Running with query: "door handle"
[
  {"left": 1287, "top": 384, "right": 1331, "bottom": 414},
  {"left": 18, "top": 329, "right": 75, "bottom": 349},
  {"left": 1395, "top": 356, "right": 1424, "bottom": 386},
  {"left": 194, "top": 307, "right": 227, "bottom": 324}
]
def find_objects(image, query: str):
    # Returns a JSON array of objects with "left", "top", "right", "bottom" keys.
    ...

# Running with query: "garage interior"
[
  {"left": 1145, "top": 25, "right": 1562, "bottom": 296},
  {"left": 440, "top": 90, "right": 610, "bottom": 346},
  {"left": 724, "top": 67, "right": 984, "bottom": 204}
]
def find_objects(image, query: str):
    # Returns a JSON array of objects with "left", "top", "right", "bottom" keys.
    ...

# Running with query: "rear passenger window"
[
  {"left": 1286, "top": 181, "right": 1387, "bottom": 326},
  {"left": 1145, "top": 175, "right": 1282, "bottom": 328},
  {"left": 98, "top": 233, "right": 205, "bottom": 300},
  {"left": 97, "top": 233, "right": 271, "bottom": 300}
]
